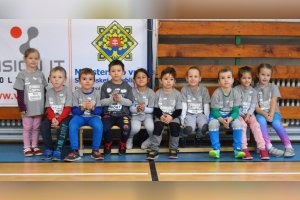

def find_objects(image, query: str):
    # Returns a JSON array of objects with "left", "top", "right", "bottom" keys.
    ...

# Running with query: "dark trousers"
[
  {"left": 40, "top": 115, "right": 72, "bottom": 152},
  {"left": 102, "top": 114, "right": 131, "bottom": 143}
]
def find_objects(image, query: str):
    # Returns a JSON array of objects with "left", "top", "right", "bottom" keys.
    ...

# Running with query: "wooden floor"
[{"left": 0, "top": 162, "right": 300, "bottom": 181}]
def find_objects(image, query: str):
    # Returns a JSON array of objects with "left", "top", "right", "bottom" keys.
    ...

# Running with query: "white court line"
[
  {"left": 160, "top": 172, "right": 300, "bottom": 175},
  {"left": 0, "top": 173, "right": 148, "bottom": 176}
]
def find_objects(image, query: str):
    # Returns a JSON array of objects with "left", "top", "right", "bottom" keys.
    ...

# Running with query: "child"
[
  {"left": 180, "top": 66, "right": 210, "bottom": 147},
  {"left": 13, "top": 48, "right": 48, "bottom": 156},
  {"left": 126, "top": 68, "right": 155, "bottom": 150},
  {"left": 100, "top": 60, "right": 134, "bottom": 155},
  {"left": 146, "top": 67, "right": 182, "bottom": 160},
  {"left": 64, "top": 68, "right": 103, "bottom": 161},
  {"left": 40, "top": 66, "right": 72, "bottom": 161},
  {"left": 208, "top": 68, "right": 245, "bottom": 159},
  {"left": 234, "top": 66, "right": 269, "bottom": 160},
  {"left": 255, "top": 63, "right": 295, "bottom": 157}
]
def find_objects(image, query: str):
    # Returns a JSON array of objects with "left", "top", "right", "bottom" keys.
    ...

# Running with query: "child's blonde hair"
[
  {"left": 50, "top": 66, "right": 67, "bottom": 78},
  {"left": 24, "top": 48, "right": 40, "bottom": 59}
]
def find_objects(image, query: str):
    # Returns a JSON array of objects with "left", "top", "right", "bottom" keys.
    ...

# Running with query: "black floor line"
[{"left": 149, "top": 160, "right": 159, "bottom": 181}]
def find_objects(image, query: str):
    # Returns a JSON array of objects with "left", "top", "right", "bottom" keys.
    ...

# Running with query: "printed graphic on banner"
[
  {"left": 92, "top": 21, "right": 138, "bottom": 62},
  {"left": 0, "top": 19, "right": 69, "bottom": 107}
]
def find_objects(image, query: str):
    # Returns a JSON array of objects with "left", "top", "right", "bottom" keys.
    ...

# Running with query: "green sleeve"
[
  {"left": 230, "top": 106, "right": 239, "bottom": 119},
  {"left": 212, "top": 108, "right": 221, "bottom": 119}
]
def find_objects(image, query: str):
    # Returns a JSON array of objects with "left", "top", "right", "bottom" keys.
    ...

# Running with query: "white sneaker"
[
  {"left": 268, "top": 146, "right": 284, "bottom": 157},
  {"left": 126, "top": 138, "right": 133, "bottom": 150},
  {"left": 141, "top": 138, "right": 151, "bottom": 150},
  {"left": 284, "top": 147, "right": 295, "bottom": 157}
]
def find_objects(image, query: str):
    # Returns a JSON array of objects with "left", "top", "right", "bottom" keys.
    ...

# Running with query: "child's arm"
[
  {"left": 46, "top": 107, "right": 56, "bottom": 121},
  {"left": 255, "top": 104, "right": 268, "bottom": 117},
  {"left": 269, "top": 97, "right": 277, "bottom": 118},
  {"left": 143, "top": 106, "right": 154, "bottom": 114},
  {"left": 72, "top": 106, "right": 84, "bottom": 115},
  {"left": 204, "top": 103, "right": 210, "bottom": 120},
  {"left": 180, "top": 102, "right": 187, "bottom": 125},
  {"left": 92, "top": 106, "right": 102, "bottom": 116},
  {"left": 119, "top": 97, "right": 132, "bottom": 106},
  {"left": 130, "top": 104, "right": 138, "bottom": 114},
  {"left": 57, "top": 107, "right": 71, "bottom": 123},
  {"left": 15, "top": 89, "right": 27, "bottom": 113}
]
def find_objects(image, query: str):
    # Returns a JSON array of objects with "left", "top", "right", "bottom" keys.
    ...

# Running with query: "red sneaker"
[
  {"left": 24, "top": 148, "right": 33, "bottom": 157},
  {"left": 260, "top": 149, "right": 270, "bottom": 160},
  {"left": 242, "top": 149, "right": 253, "bottom": 160},
  {"left": 32, "top": 147, "right": 43, "bottom": 156}
]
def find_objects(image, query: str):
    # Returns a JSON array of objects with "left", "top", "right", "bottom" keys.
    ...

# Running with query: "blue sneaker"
[
  {"left": 52, "top": 150, "right": 61, "bottom": 161},
  {"left": 209, "top": 149, "right": 220, "bottom": 158},
  {"left": 43, "top": 149, "right": 53, "bottom": 160},
  {"left": 234, "top": 149, "right": 246, "bottom": 159}
]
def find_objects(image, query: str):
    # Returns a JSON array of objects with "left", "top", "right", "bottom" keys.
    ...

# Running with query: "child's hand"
[
  {"left": 51, "top": 118, "right": 59, "bottom": 128},
  {"left": 244, "top": 114, "right": 251, "bottom": 123},
  {"left": 164, "top": 114, "right": 173, "bottom": 124},
  {"left": 266, "top": 114, "right": 273, "bottom": 122},
  {"left": 21, "top": 111, "right": 26, "bottom": 117},
  {"left": 160, "top": 114, "right": 167, "bottom": 123},
  {"left": 137, "top": 103, "right": 145, "bottom": 112},
  {"left": 225, "top": 117, "right": 233, "bottom": 124},
  {"left": 112, "top": 92, "right": 121, "bottom": 102},
  {"left": 219, "top": 118, "right": 229, "bottom": 128},
  {"left": 85, "top": 101, "right": 94, "bottom": 110}
]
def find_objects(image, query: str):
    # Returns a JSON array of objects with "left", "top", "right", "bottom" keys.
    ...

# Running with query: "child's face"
[
  {"left": 109, "top": 65, "right": 124, "bottom": 82},
  {"left": 218, "top": 71, "right": 234, "bottom": 89},
  {"left": 186, "top": 68, "right": 201, "bottom": 87},
  {"left": 134, "top": 72, "right": 148, "bottom": 88},
  {"left": 49, "top": 70, "right": 66, "bottom": 90},
  {"left": 240, "top": 72, "right": 252, "bottom": 88},
  {"left": 24, "top": 52, "right": 39, "bottom": 70},
  {"left": 79, "top": 73, "right": 94, "bottom": 91},
  {"left": 258, "top": 67, "right": 272, "bottom": 85},
  {"left": 160, "top": 73, "right": 175, "bottom": 90}
]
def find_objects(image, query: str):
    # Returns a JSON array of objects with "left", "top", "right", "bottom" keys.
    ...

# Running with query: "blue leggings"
[
  {"left": 256, "top": 112, "right": 291, "bottom": 147},
  {"left": 69, "top": 115, "right": 103, "bottom": 150}
]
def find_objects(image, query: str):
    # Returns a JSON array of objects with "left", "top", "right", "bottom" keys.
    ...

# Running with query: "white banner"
[{"left": 0, "top": 19, "right": 148, "bottom": 106}]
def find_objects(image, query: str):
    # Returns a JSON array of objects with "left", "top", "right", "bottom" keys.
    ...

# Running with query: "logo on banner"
[
  {"left": 92, "top": 21, "right": 138, "bottom": 62},
  {"left": 10, "top": 26, "right": 39, "bottom": 55}
]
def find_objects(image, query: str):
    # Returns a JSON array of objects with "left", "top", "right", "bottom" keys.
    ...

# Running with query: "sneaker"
[
  {"left": 146, "top": 150, "right": 159, "bottom": 160},
  {"left": 141, "top": 138, "right": 151, "bottom": 149},
  {"left": 126, "top": 138, "right": 133, "bottom": 150},
  {"left": 24, "top": 148, "right": 33, "bottom": 157},
  {"left": 32, "top": 147, "right": 43, "bottom": 156},
  {"left": 43, "top": 149, "right": 53, "bottom": 160},
  {"left": 234, "top": 149, "right": 246, "bottom": 159},
  {"left": 268, "top": 146, "right": 284, "bottom": 157},
  {"left": 242, "top": 149, "right": 253, "bottom": 160},
  {"left": 179, "top": 137, "right": 187, "bottom": 148},
  {"left": 119, "top": 141, "right": 126, "bottom": 155},
  {"left": 91, "top": 150, "right": 104, "bottom": 160},
  {"left": 209, "top": 149, "right": 220, "bottom": 159},
  {"left": 52, "top": 150, "right": 61, "bottom": 161},
  {"left": 168, "top": 149, "right": 179, "bottom": 159},
  {"left": 284, "top": 147, "right": 295, "bottom": 158},
  {"left": 259, "top": 149, "right": 270, "bottom": 160},
  {"left": 64, "top": 150, "right": 81, "bottom": 162},
  {"left": 103, "top": 142, "right": 112, "bottom": 155}
]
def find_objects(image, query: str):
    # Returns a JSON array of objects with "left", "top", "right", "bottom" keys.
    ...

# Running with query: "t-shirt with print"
[
  {"left": 101, "top": 80, "right": 134, "bottom": 116},
  {"left": 73, "top": 88, "right": 101, "bottom": 117},
  {"left": 154, "top": 88, "right": 182, "bottom": 116},
  {"left": 131, "top": 87, "right": 155, "bottom": 120},
  {"left": 255, "top": 82, "right": 281, "bottom": 113},
  {"left": 181, "top": 85, "right": 210, "bottom": 115},
  {"left": 13, "top": 69, "right": 48, "bottom": 117},
  {"left": 234, "top": 85, "right": 257, "bottom": 116},
  {"left": 210, "top": 87, "right": 241, "bottom": 116},
  {"left": 45, "top": 85, "right": 72, "bottom": 118}
]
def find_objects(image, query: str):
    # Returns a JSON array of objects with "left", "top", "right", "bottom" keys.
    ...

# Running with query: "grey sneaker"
[
  {"left": 126, "top": 138, "right": 133, "bottom": 150},
  {"left": 284, "top": 148, "right": 295, "bottom": 158},
  {"left": 141, "top": 138, "right": 151, "bottom": 149},
  {"left": 268, "top": 146, "right": 284, "bottom": 157}
]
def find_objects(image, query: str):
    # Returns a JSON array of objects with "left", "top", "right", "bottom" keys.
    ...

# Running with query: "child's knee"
[{"left": 209, "top": 119, "right": 219, "bottom": 130}]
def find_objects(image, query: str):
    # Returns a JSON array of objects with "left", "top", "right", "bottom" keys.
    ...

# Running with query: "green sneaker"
[
  {"left": 234, "top": 149, "right": 246, "bottom": 159},
  {"left": 209, "top": 149, "right": 220, "bottom": 158}
]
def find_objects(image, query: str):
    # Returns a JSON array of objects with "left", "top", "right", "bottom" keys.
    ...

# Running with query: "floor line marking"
[
  {"left": 0, "top": 172, "right": 148, "bottom": 176},
  {"left": 160, "top": 172, "right": 300, "bottom": 175}
]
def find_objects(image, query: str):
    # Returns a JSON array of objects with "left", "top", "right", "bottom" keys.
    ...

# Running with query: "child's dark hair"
[
  {"left": 79, "top": 68, "right": 95, "bottom": 80},
  {"left": 186, "top": 66, "right": 201, "bottom": 77},
  {"left": 50, "top": 66, "right": 67, "bottom": 78},
  {"left": 24, "top": 48, "right": 40, "bottom": 59},
  {"left": 133, "top": 68, "right": 150, "bottom": 79},
  {"left": 238, "top": 66, "right": 253, "bottom": 80},
  {"left": 218, "top": 67, "right": 233, "bottom": 79},
  {"left": 257, "top": 63, "right": 273, "bottom": 74},
  {"left": 109, "top": 60, "right": 125, "bottom": 71},
  {"left": 160, "top": 67, "right": 176, "bottom": 79}
]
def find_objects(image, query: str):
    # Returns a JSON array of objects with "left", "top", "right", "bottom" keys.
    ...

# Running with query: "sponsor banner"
[
  {"left": 0, "top": 19, "right": 70, "bottom": 106},
  {"left": 71, "top": 19, "right": 148, "bottom": 91},
  {"left": 0, "top": 19, "right": 148, "bottom": 106}
]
